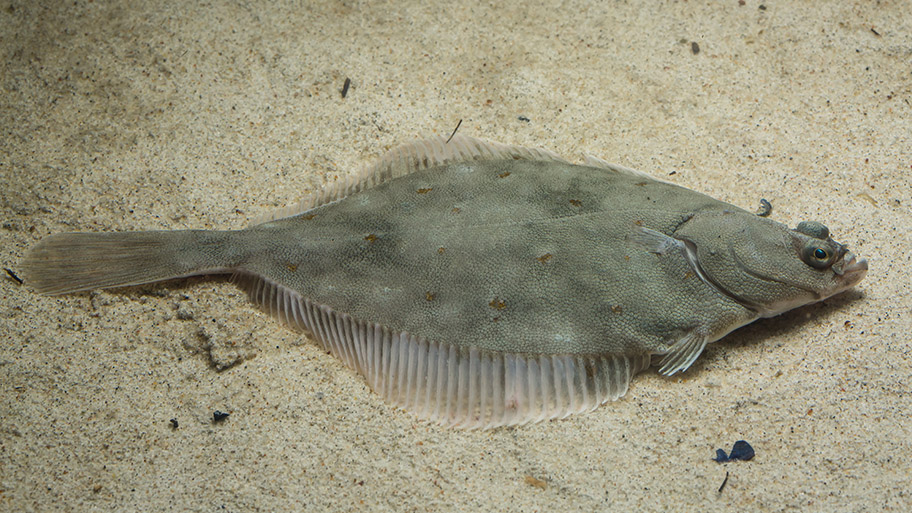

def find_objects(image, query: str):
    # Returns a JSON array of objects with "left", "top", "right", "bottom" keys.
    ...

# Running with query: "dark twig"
[
  {"left": 718, "top": 471, "right": 730, "bottom": 493},
  {"left": 4, "top": 268, "right": 23, "bottom": 285},
  {"left": 445, "top": 119, "right": 463, "bottom": 144}
]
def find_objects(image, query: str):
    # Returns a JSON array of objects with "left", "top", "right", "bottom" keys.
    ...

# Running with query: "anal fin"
[{"left": 232, "top": 269, "right": 654, "bottom": 428}]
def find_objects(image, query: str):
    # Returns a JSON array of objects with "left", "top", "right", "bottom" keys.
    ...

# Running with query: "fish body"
[{"left": 21, "top": 136, "right": 868, "bottom": 428}]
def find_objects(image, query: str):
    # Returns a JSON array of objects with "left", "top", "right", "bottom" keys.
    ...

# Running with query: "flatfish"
[{"left": 21, "top": 136, "right": 868, "bottom": 429}]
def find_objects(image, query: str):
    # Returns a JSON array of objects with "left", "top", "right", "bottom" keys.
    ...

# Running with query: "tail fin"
[{"left": 21, "top": 230, "right": 234, "bottom": 295}]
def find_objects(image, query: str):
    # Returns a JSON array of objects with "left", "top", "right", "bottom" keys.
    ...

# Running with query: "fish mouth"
[{"left": 834, "top": 251, "right": 868, "bottom": 285}]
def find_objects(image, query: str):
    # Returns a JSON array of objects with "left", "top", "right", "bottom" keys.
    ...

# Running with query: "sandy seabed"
[{"left": 1, "top": 1, "right": 910, "bottom": 511}]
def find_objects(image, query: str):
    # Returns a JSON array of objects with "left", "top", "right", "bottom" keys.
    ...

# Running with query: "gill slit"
[{"left": 679, "top": 239, "right": 764, "bottom": 314}]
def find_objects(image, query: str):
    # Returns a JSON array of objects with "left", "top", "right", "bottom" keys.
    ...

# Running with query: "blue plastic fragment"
[
  {"left": 713, "top": 440, "right": 755, "bottom": 462},
  {"left": 729, "top": 440, "right": 755, "bottom": 461}
]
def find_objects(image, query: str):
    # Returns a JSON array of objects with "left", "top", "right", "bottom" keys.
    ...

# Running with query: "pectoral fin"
[
  {"left": 629, "top": 226, "right": 684, "bottom": 256},
  {"left": 657, "top": 331, "right": 709, "bottom": 375}
]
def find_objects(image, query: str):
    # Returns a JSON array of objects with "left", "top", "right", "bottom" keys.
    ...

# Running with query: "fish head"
[{"left": 676, "top": 211, "right": 868, "bottom": 317}]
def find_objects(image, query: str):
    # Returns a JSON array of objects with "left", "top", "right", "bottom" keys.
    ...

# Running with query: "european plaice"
[{"left": 21, "top": 136, "right": 868, "bottom": 429}]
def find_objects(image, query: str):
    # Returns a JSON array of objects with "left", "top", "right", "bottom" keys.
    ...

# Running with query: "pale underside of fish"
[{"left": 21, "top": 136, "right": 868, "bottom": 429}]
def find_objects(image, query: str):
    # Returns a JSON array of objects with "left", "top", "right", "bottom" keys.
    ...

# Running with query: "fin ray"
[{"left": 658, "top": 332, "right": 709, "bottom": 375}]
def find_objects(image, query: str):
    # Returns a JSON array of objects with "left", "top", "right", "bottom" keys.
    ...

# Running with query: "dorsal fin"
[
  {"left": 583, "top": 154, "right": 673, "bottom": 184},
  {"left": 252, "top": 135, "right": 572, "bottom": 225}
]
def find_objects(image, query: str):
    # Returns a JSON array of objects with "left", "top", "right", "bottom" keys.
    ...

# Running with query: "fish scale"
[{"left": 21, "top": 135, "right": 867, "bottom": 429}]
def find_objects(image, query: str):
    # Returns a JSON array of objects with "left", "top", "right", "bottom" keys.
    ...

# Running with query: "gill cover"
[{"left": 673, "top": 211, "right": 852, "bottom": 316}]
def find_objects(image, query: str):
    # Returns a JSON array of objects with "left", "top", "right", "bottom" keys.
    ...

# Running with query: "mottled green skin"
[{"left": 229, "top": 159, "right": 757, "bottom": 356}]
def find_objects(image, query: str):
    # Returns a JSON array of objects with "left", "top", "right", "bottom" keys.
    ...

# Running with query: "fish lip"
[
  {"left": 838, "top": 252, "right": 868, "bottom": 282},
  {"left": 843, "top": 252, "right": 868, "bottom": 272}
]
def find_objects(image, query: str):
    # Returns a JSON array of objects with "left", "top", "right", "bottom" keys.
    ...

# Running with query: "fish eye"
[{"left": 802, "top": 243, "right": 833, "bottom": 269}]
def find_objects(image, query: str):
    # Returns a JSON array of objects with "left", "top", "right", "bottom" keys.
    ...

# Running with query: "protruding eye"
[
  {"left": 796, "top": 221, "right": 830, "bottom": 239},
  {"left": 802, "top": 243, "right": 834, "bottom": 269}
]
